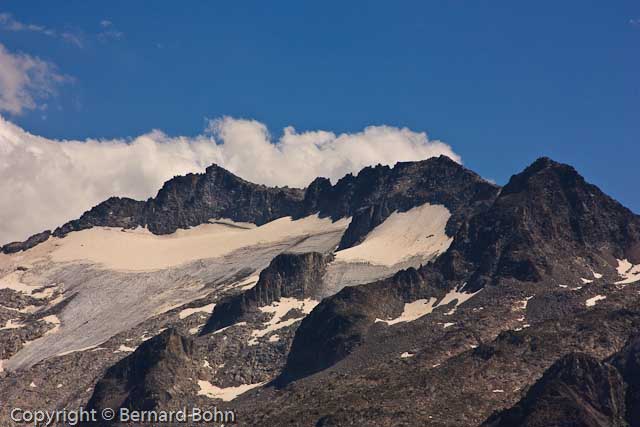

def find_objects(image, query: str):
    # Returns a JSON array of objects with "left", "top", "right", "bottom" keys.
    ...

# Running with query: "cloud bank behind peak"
[{"left": 0, "top": 116, "right": 460, "bottom": 244}]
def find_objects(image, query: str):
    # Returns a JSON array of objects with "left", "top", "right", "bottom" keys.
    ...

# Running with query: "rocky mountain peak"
[
  {"left": 201, "top": 252, "right": 331, "bottom": 335},
  {"left": 438, "top": 157, "right": 640, "bottom": 290},
  {"left": 86, "top": 328, "right": 197, "bottom": 416}
]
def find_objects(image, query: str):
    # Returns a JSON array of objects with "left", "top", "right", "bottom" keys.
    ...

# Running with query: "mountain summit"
[{"left": 1, "top": 156, "right": 639, "bottom": 427}]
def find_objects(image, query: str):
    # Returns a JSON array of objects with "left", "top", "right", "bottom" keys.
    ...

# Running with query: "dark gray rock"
[
  {"left": 1, "top": 230, "right": 51, "bottom": 254},
  {"left": 86, "top": 328, "right": 197, "bottom": 420},
  {"left": 6, "top": 156, "right": 500, "bottom": 254},
  {"left": 609, "top": 335, "right": 640, "bottom": 427},
  {"left": 438, "top": 157, "right": 640, "bottom": 291},
  {"left": 278, "top": 157, "right": 640, "bottom": 385},
  {"left": 483, "top": 353, "right": 628, "bottom": 427},
  {"left": 53, "top": 165, "right": 305, "bottom": 238},
  {"left": 201, "top": 252, "right": 330, "bottom": 334}
]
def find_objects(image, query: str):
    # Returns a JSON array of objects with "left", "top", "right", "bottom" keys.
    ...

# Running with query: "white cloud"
[
  {"left": 0, "top": 43, "right": 69, "bottom": 115},
  {"left": 0, "top": 116, "right": 460, "bottom": 244},
  {"left": 0, "top": 13, "right": 83, "bottom": 47},
  {"left": 98, "top": 18, "right": 124, "bottom": 41}
]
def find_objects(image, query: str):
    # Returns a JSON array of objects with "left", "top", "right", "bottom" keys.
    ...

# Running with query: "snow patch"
[
  {"left": 335, "top": 204, "right": 452, "bottom": 266},
  {"left": 376, "top": 286, "right": 481, "bottom": 325},
  {"left": 615, "top": 259, "right": 640, "bottom": 285},
  {"left": 0, "top": 271, "right": 43, "bottom": 296},
  {"left": 377, "top": 298, "right": 437, "bottom": 325},
  {"left": 516, "top": 296, "right": 533, "bottom": 311},
  {"left": 212, "top": 321, "right": 247, "bottom": 335},
  {"left": 248, "top": 298, "right": 317, "bottom": 345},
  {"left": 178, "top": 303, "right": 215, "bottom": 320},
  {"left": 232, "top": 275, "right": 260, "bottom": 291},
  {"left": 0, "top": 319, "right": 24, "bottom": 330},
  {"left": 114, "top": 344, "right": 136, "bottom": 353},
  {"left": 585, "top": 295, "right": 606, "bottom": 307},
  {"left": 197, "top": 380, "right": 265, "bottom": 401},
  {"left": 268, "top": 334, "right": 280, "bottom": 343},
  {"left": 57, "top": 344, "right": 101, "bottom": 357},
  {"left": 42, "top": 315, "right": 61, "bottom": 335}
]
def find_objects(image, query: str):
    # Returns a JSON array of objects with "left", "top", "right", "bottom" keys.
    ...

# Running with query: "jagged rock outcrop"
[
  {"left": 609, "top": 335, "right": 640, "bottom": 426},
  {"left": 54, "top": 164, "right": 305, "bottom": 238},
  {"left": 4, "top": 156, "right": 499, "bottom": 253},
  {"left": 1, "top": 230, "right": 51, "bottom": 254},
  {"left": 484, "top": 335, "right": 640, "bottom": 427},
  {"left": 276, "top": 267, "right": 445, "bottom": 384},
  {"left": 303, "top": 156, "right": 499, "bottom": 250},
  {"left": 86, "top": 329, "right": 197, "bottom": 418},
  {"left": 277, "top": 157, "right": 640, "bottom": 385},
  {"left": 438, "top": 157, "right": 640, "bottom": 291},
  {"left": 201, "top": 252, "right": 331, "bottom": 334},
  {"left": 483, "top": 353, "right": 628, "bottom": 427}
]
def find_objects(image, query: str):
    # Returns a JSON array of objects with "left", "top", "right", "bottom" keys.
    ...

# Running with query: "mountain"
[
  {"left": 484, "top": 335, "right": 640, "bottom": 427},
  {"left": 1, "top": 155, "right": 639, "bottom": 427}
]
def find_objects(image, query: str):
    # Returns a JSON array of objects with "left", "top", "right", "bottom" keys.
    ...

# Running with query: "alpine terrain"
[{"left": 1, "top": 155, "right": 639, "bottom": 426}]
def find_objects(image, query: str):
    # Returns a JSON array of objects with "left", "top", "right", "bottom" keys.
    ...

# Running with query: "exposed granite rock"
[
  {"left": 484, "top": 334, "right": 640, "bottom": 427},
  {"left": 53, "top": 197, "right": 147, "bottom": 237},
  {"left": 201, "top": 252, "right": 330, "bottom": 334},
  {"left": 609, "top": 335, "right": 640, "bottom": 426},
  {"left": 278, "top": 157, "right": 640, "bottom": 385},
  {"left": 4, "top": 156, "right": 639, "bottom": 427},
  {"left": 86, "top": 328, "right": 197, "bottom": 418},
  {"left": 236, "top": 291, "right": 640, "bottom": 426},
  {"left": 53, "top": 165, "right": 305, "bottom": 238},
  {"left": 1, "top": 230, "right": 51, "bottom": 254},
  {"left": 303, "top": 156, "right": 499, "bottom": 250},
  {"left": 483, "top": 353, "right": 628, "bottom": 427},
  {"left": 6, "top": 156, "right": 499, "bottom": 253},
  {"left": 276, "top": 267, "right": 444, "bottom": 385},
  {"left": 438, "top": 157, "right": 640, "bottom": 291}
]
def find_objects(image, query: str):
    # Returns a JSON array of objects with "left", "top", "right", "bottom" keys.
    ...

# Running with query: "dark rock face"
[
  {"left": 201, "top": 252, "right": 330, "bottom": 335},
  {"left": 609, "top": 335, "right": 640, "bottom": 426},
  {"left": 54, "top": 165, "right": 305, "bottom": 238},
  {"left": 53, "top": 197, "right": 147, "bottom": 237},
  {"left": 1, "top": 230, "right": 51, "bottom": 254},
  {"left": 438, "top": 157, "right": 640, "bottom": 291},
  {"left": 277, "top": 267, "right": 441, "bottom": 384},
  {"left": 304, "top": 156, "right": 499, "bottom": 249},
  {"left": 483, "top": 353, "right": 628, "bottom": 427},
  {"left": 278, "top": 157, "right": 640, "bottom": 385},
  {"left": 86, "top": 328, "right": 196, "bottom": 418},
  {"left": 485, "top": 335, "right": 640, "bottom": 427}
]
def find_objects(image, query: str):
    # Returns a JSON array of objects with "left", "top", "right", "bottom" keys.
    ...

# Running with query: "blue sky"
[{"left": 1, "top": 1, "right": 639, "bottom": 212}]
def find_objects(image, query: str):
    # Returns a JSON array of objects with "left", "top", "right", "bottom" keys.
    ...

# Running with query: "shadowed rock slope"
[
  {"left": 484, "top": 335, "right": 640, "bottom": 427},
  {"left": 85, "top": 328, "right": 198, "bottom": 421},
  {"left": 277, "top": 157, "right": 640, "bottom": 385},
  {"left": 437, "top": 156, "right": 640, "bottom": 291},
  {"left": 201, "top": 252, "right": 331, "bottom": 335}
]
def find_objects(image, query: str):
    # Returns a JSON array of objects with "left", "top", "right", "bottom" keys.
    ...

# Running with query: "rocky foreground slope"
[{"left": 1, "top": 155, "right": 639, "bottom": 426}]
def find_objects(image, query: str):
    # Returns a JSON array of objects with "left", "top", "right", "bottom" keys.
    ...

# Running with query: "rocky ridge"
[
  {"left": 1, "top": 156, "right": 639, "bottom": 427},
  {"left": 1, "top": 156, "right": 498, "bottom": 254}
]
